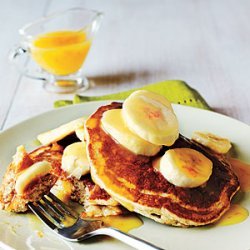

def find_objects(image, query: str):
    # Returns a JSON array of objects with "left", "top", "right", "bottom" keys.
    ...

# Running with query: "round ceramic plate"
[{"left": 0, "top": 101, "right": 250, "bottom": 250}]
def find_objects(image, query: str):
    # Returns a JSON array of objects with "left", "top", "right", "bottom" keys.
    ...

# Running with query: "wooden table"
[{"left": 1, "top": 0, "right": 250, "bottom": 131}]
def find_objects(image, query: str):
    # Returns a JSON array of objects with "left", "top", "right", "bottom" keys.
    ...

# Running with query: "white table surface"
[{"left": 0, "top": 0, "right": 250, "bottom": 131}]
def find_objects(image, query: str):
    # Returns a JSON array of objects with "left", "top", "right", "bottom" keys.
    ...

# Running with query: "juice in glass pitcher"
[
  {"left": 10, "top": 8, "right": 103, "bottom": 93},
  {"left": 31, "top": 30, "right": 91, "bottom": 76}
]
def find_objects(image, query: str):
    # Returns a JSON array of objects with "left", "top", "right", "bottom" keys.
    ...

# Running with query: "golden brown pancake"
[
  {"left": 0, "top": 143, "right": 63, "bottom": 212},
  {"left": 85, "top": 102, "right": 240, "bottom": 227}
]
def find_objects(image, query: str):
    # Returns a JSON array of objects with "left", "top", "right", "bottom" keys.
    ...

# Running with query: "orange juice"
[{"left": 31, "top": 30, "right": 91, "bottom": 75}]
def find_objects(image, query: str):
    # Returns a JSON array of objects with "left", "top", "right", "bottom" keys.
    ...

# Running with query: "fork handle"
[{"left": 93, "top": 227, "right": 164, "bottom": 250}]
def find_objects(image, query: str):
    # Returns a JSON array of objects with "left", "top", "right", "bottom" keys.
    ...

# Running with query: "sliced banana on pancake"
[
  {"left": 37, "top": 117, "right": 86, "bottom": 145},
  {"left": 75, "top": 126, "right": 85, "bottom": 141},
  {"left": 122, "top": 90, "right": 179, "bottom": 146},
  {"left": 61, "top": 141, "right": 89, "bottom": 179},
  {"left": 192, "top": 131, "right": 232, "bottom": 154},
  {"left": 50, "top": 179, "right": 73, "bottom": 203},
  {"left": 159, "top": 148, "right": 213, "bottom": 188},
  {"left": 15, "top": 161, "right": 52, "bottom": 195},
  {"left": 101, "top": 109, "right": 161, "bottom": 156}
]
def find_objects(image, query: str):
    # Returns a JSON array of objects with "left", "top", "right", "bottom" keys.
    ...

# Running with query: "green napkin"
[{"left": 54, "top": 80, "right": 210, "bottom": 110}]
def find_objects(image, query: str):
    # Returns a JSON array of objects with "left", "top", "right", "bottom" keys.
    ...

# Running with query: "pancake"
[
  {"left": 85, "top": 102, "right": 240, "bottom": 227},
  {"left": 0, "top": 143, "right": 63, "bottom": 212}
]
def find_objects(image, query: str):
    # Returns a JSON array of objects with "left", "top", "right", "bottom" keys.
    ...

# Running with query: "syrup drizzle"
[
  {"left": 101, "top": 214, "right": 143, "bottom": 232},
  {"left": 215, "top": 204, "right": 249, "bottom": 226},
  {"left": 230, "top": 158, "right": 250, "bottom": 192},
  {"left": 215, "top": 158, "right": 250, "bottom": 226}
]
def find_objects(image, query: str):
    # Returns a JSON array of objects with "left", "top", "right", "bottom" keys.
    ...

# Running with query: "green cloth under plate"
[{"left": 54, "top": 80, "right": 210, "bottom": 110}]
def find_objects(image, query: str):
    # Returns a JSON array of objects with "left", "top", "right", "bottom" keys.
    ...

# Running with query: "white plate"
[{"left": 0, "top": 101, "right": 250, "bottom": 250}]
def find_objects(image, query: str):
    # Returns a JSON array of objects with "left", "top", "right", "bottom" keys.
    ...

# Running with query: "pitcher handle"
[{"left": 9, "top": 46, "right": 47, "bottom": 81}]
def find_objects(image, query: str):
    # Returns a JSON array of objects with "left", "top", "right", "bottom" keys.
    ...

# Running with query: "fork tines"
[{"left": 28, "top": 192, "right": 79, "bottom": 229}]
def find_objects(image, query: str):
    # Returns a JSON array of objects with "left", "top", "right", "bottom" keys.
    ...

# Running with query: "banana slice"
[
  {"left": 75, "top": 126, "right": 85, "bottom": 141},
  {"left": 159, "top": 148, "right": 213, "bottom": 188},
  {"left": 61, "top": 141, "right": 89, "bottom": 179},
  {"left": 50, "top": 179, "right": 73, "bottom": 203},
  {"left": 101, "top": 109, "right": 161, "bottom": 156},
  {"left": 122, "top": 90, "right": 179, "bottom": 146},
  {"left": 37, "top": 117, "right": 86, "bottom": 145},
  {"left": 192, "top": 131, "right": 232, "bottom": 154},
  {"left": 15, "top": 161, "right": 52, "bottom": 195}
]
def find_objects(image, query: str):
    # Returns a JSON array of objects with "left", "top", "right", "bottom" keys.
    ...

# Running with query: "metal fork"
[{"left": 28, "top": 192, "right": 164, "bottom": 250}]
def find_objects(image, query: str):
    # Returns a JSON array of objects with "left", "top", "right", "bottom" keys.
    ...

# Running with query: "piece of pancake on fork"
[{"left": 0, "top": 143, "right": 63, "bottom": 212}]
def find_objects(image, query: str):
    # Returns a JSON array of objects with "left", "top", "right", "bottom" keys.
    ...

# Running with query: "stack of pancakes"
[{"left": 85, "top": 102, "right": 240, "bottom": 227}]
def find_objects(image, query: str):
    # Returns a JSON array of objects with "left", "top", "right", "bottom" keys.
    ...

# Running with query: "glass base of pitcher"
[{"left": 43, "top": 75, "right": 89, "bottom": 94}]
